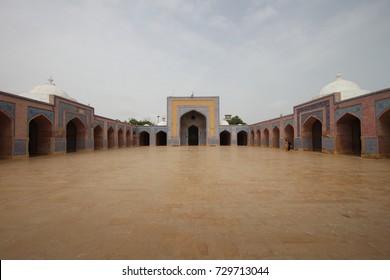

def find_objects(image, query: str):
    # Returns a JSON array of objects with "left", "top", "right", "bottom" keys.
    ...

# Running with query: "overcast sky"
[{"left": 1, "top": 0, "right": 389, "bottom": 124}]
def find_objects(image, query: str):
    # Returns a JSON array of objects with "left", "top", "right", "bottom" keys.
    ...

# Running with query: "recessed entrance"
[
  {"left": 139, "top": 131, "right": 150, "bottom": 146},
  {"left": 336, "top": 113, "right": 361, "bottom": 155},
  {"left": 303, "top": 117, "right": 322, "bottom": 152},
  {"left": 188, "top": 125, "right": 199, "bottom": 145},
  {"left": 28, "top": 115, "right": 52, "bottom": 156},
  {"left": 156, "top": 131, "right": 167, "bottom": 146},
  {"left": 237, "top": 131, "right": 248, "bottom": 146},
  {"left": 107, "top": 127, "right": 115, "bottom": 149},
  {"left": 220, "top": 130, "right": 231, "bottom": 146},
  {"left": 0, "top": 111, "right": 13, "bottom": 159},
  {"left": 94, "top": 125, "right": 103, "bottom": 150},
  {"left": 180, "top": 110, "right": 206, "bottom": 146}
]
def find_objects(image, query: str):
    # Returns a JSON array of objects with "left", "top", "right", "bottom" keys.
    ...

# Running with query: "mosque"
[{"left": 0, "top": 73, "right": 389, "bottom": 159}]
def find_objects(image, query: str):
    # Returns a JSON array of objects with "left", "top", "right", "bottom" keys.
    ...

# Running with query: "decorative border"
[
  {"left": 296, "top": 100, "right": 330, "bottom": 137},
  {"left": 335, "top": 104, "right": 362, "bottom": 121},
  {"left": 94, "top": 120, "right": 104, "bottom": 128},
  {"left": 55, "top": 139, "right": 66, "bottom": 152},
  {"left": 364, "top": 137, "right": 378, "bottom": 154},
  {"left": 66, "top": 112, "right": 87, "bottom": 127},
  {"left": 107, "top": 122, "right": 115, "bottom": 130},
  {"left": 14, "top": 139, "right": 26, "bottom": 155},
  {"left": 0, "top": 101, "right": 15, "bottom": 119},
  {"left": 272, "top": 122, "right": 280, "bottom": 128},
  {"left": 284, "top": 119, "right": 294, "bottom": 127},
  {"left": 28, "top": 106, "right": 54, "bottom": 123},
  {"left": 375, "top": 98, "right": 390, "bottom": 118},
  {"left": 301, "top": 110, "right": 323, "bottom": 126}
]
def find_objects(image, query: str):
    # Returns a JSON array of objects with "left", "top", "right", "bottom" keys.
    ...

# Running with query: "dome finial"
[
  {"left": 48, "top": 76, "right": 55, "bottom": 85},
  {"left": 336, "top": 71, "right": 342, "bottom": 80}
]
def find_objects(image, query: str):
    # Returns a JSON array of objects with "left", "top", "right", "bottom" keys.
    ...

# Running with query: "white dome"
[
  {"left": 157, "top": 121, "right": 167, "bottom": 126},
  {"left": 220, "top": 120, "right": 229, "bottom": 125},
  {"left": 20, "top": 77, "right": 76, "bottom": 103},
  {"left": 314, "top": 73, "right": 370, "bottom": 100}
]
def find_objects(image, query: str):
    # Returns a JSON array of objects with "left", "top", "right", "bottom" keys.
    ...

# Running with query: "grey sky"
[{"left": 1, "top": 0, "right": 389, "bottom": 124}]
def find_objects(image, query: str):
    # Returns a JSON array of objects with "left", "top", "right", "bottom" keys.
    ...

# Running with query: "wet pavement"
[{"left": 0, "top": 146, "right": 389, "bottom": 259}]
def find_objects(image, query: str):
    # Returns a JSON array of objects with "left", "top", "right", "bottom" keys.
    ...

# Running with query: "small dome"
[
  {"left": 314, "top": 72, "right": 370, "bottom": 100},
  {"left": 220, "top": 120, "right": 229, "bottom": 125},
  {"left": 157, "top": 121, "right": 167, "bottom": 126},
  {"left": 20, "top": 76, "right": 76, "bottom": 103}
]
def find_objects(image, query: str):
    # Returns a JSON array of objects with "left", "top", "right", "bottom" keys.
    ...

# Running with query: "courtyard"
[{"left": 0, "top": 146, "right": 389, "bottom": 259}]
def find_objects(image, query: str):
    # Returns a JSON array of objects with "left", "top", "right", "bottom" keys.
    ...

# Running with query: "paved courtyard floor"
[{"left": 0, "top": 146, "right": 389, "bottom": 260}]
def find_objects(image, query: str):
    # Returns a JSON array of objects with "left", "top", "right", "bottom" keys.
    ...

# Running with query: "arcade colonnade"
[{"left": 1, "top": 82, "right": 390, "bottom": 159}]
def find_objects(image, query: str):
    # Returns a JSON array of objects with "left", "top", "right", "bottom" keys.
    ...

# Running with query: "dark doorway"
[
  {"left": 220, "top": 130, "right": 231, "bottom": 146},
  {"left": 312, "top": 120, "right": 322, "bottom": 152},
  {"left": 140, "top": 131, "right": 150, "bottom": 146},
  {"left": 237, "top": 131, "right": 248, "bottom": 146},
  {"left": 336, "top": 114, "right": 361, "bottom": 155},
  {"left": 0, "top": 111, "right": 13, "bottom": 158},
  {"left": 188, "top": 125, "right": 199, "bottom": 145},
  {"left": 118, "top": 129, "right": 124, "bottom": 148},
  {"left": 156, "top": 131, "right": 167, "bottom": 146},
  {"left": 379, "top": 109, "right": 390, "bottom": 156},
  {"left": 126, "top": 130, "right": 131, "bottom": 147},
  {"left": 94, "top": 125, "right": 103, "bottom": 150},
  {"left": 107, "top": 127, "right": 115, "bottom": 149},
  {"left": 66, "top": 121, "right": 77, "bottom": 153}
]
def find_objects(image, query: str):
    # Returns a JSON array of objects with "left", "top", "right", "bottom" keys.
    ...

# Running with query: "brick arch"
[
  {"left": 126, "top": 129, "right": 131, "bottom": 147},
  {"left": 0, "top": 110, "right": 13, "bottom": 159},
  {"left": 272, "top": 126, "right": 280, "bottom": 148},
  {"left": 237, "top": 130, "right": 248, "bottom": 146},
  {"left": 94, "top": 124, "right": 104, "bottom": 150},
  {"left": 263, "top": 128, "right": 269, "bottom": 147},
  {"left": 107, "top": 127, "right": 115, "bottom": 149},
  {"left": 28, "top": 114, "right": 53, "bottom": 156},
  {"left": 66, "top": 117, "right": 86, "bottom": 153},
  {"left": 220, "top": 130, "right": 231, "bottom": 146},
  {"left": 378, "top": 108, "right": 390, "bottom": 156},
  {"left": 118, "top": 128, "right": 124, "bottom": 148},
  {"left": 256, "top": 129, "right": 261, "bottom": 146},
  {"left": 336, "top": 113, "right": 361, "bottom": 155},
  {"left": 303, "top": 116, "right": 322, "bottom": 152}
]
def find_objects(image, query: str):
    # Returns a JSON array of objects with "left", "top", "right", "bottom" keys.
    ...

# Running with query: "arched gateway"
[{"left": 180, "top": 110, "right": 206, "bottom": 146}]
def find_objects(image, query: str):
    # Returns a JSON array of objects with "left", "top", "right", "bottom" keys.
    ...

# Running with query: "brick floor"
[{"left": 0, "top": 147, "right": 389, "bottom": 259}]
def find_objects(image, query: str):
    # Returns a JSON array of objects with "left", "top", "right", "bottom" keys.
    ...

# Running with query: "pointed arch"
[
  {"left": 29, "top": 114, "right": 52, "bottom": 156},
  {"left": 303, "top": 116, "right": 322, "bottom": 151},
  {"left": 272, "top": 126, "right": 280, "bottom": 148},
  {"left": 336, "top": 113, "right": 361, "bottom": 155},
  {"left": 250, "top": 130, "right": 255, "bottom": 146},
  {"left": 0, "top": 110, "right": 13, "bottom": 158},
  {"left": 118, "top": 128, "right": 124, "bottom": 148},
  {"left": 156, "top": 131, "right": 167, "bottom": 146},
  {"left": 66, "top": 117, "right": 86, "bottom": 153},
  {"left": 220, "top": 130, "right": 231, "bottom": 146},
  {"left": 237, "top": 130, "right": 248, "bottom": 146},
  {"left": 126, "top": 129, "right": 131, "bottom": 147},
  {"left": 94, "top": 125, "right": 103, "bottom": 150},
  {"left": 256, "top": 129, "right": 261, "bottom": 146},
  {"left": 107, "top": 127, "right": 115, "bottom": 149},
  {"left": 378, "top": 108, "right": 390, "bottom": 156},
  {"left": 263, "top": 128, "right": 269, "bottom": 147}
]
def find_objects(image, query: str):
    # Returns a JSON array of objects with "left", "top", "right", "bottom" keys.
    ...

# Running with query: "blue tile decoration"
[
  {"left": 76, "top": 139, "right": 85, "bottom": 150},
  {"left": 335, "top": 105, "right": 362, "bottom": 121},
  {"left": 14, "top": 139, "right": 26, "bottom": 155},
  {"left": 375, "top": 98, "right": 390, "bottom": 118},
  {"left": 272, "top": 122, "right": 280, "bottom": 128},
  {"left": 103, "top": 139, "right": 108, "bottom": 149},
  {"left": 284, "top": 119, "right": 294, "bottom": 127},
  {"left": 297, "top": 100, "right": 330, "bottom": 137},
  {"left": 66, "top": 112, "right": 88, "bottom": 127},
  {"left": 0, "top": 101, "right": 15, "bottom": 119},
  {"left": 301, "top": 110, "right": 323, "bottom": 127},
  {"left": 86, "top": 139, "right": 93, "bottom": 149},
  {"left": 107, "top": 122, "right": 115, "bottom": 130},
  {"left": 55, "top": 139, "right": 66, "bottom": 152},
  {"left": 294, "top": 138, "right": 302, "bottom": 149},
  {"left": 94, "top": 120, "right": 104, "bottom": 129},
  {"left": 59, "top": 102, "right": 92, "bottom": 139},
  {"left": 323, "top": 137, "right": 334, "bottom": 151},
  {"left": 364, "top": 137, "right": 378, "bottom": 154},
  {"left": 303, "top": 137, "right": 312, "bottom": 149},
  {"left": 28, "top": 106, "right": 54, "bottom": 123}
]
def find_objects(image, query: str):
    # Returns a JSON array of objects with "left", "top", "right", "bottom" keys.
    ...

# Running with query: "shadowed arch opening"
[
  {"left": 139, "top": 131, "right": 150, "bottom": 146},
  {"left": 156, "top": 131, "right": 167, "bottom": 146},
  {"left": 29, "top": 115, "right": 52, "bottom": 156},
  {"left": 0, "top": 111, "right": 13, "bottom": 158},
  {"left": 66, "top": 117, "right": 86, "bottom": 153},
  {"left": 263, "top": 128, "right": 269, "bottom": 147},
  {"left": 284, "top": 124, "right": 294, "bottom": 149},
  {"left": 237, "top": 131, "right": 248, "bottom": 146},
  {"left": 220, "top": 130, "right": 231, "bottom": 146},
  {"left": 336, "top": 113, "right": 361, "bottom": 155},
  {"left": 256, "top": 129, "right": 261, "bottom": 146},
  {"left": 272, "top": 126, "right": 280, "bottom": 148},
  {"left": 303, "top": 117, "right": 322, "bottom": 152},
  {"left": 118, "top": 128, "right": 124, "bottom": 148},
  {"left": 107, "top": 127, "right": 115, "bottom": 149},
  {"left": 250, "top": 130, "right": 255, "bottom": 146},
  {"left": 180, "top": 110, "right": 206, "bottom": 146},
  {"left": 132, "top": 131, "right": 137, "bottom": 146},
  {"left": 126, "top": 130, "right": 131, "bottom": 147},
  {"left": 94, "top": 125, "right": 103, "bottom": 150},
  {"left": 378, "top": 108, "right": 390, "bottom": 156}
]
